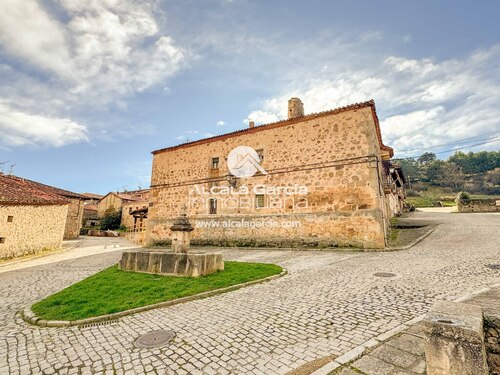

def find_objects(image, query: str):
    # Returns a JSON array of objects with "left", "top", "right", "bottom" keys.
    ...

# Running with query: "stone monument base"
[{"left": 119, "top": 250, "right": 224, "bottom": 277}]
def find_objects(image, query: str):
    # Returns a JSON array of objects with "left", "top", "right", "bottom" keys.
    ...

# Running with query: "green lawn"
[{"left": 32, "top": 261, "right": 282, "bottom": 321}]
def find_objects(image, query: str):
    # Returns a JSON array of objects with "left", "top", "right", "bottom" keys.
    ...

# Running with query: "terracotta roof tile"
[
  {"left": 152, "top": 100, "right": 393, "bottom": 157},
  {"left": 81, "top": 192, "right": 104, "bottom": 200},
  {"left": 0, "top": 174, "right": 70, "bottom": 206}
]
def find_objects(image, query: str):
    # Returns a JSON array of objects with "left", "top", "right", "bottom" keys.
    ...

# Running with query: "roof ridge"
[{"left": 152, "top": 100, "right": 378, "bottom": 155}]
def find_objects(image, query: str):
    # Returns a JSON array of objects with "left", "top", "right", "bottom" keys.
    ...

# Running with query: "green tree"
[
  {"left": 100, "top": 208, "right": 122, "bottom": 230},
  {"left": 418, "top": 152, "right": 437, "bottom": 166}
]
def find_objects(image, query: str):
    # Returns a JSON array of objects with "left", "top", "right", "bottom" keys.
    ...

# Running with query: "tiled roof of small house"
[
  {"left": 152, "top": 100, "right": 394, "bottom": 157},
  {"left": 0, "top": 174, "right": 71, "bottom": 206},
  {"left": 81, "top": 192, "right": 104, "bottom": 200},
  {"left": 116, "top": 194, "right": 146, "bottom": 201}
]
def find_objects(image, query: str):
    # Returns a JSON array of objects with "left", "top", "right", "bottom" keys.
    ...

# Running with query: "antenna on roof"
[
  {"left": 0, "top": 161, "right": 8, "bottom": 175},
  {"left": 8, "top": 164, "right": 15, "bottom": 175}
]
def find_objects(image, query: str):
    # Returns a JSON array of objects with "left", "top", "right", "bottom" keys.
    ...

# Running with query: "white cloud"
[
  {"left": 245, "top": 44, "right": 500, "bottom": 157},
  {"left": 0, "top": 0, "right": 71, "bottom": 77},
  {"left": 0, "top": 0, "right": 188, "bottom": 148},
  {"left": 216, "top": 120, "right": 225, "bottom": 126},
  {"left": 0, "top": 101, "right": 88, "bottom": 148}
]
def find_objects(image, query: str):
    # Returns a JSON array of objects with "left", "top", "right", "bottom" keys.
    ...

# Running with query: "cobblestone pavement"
[
  {"left": 1, "top": 212, "right": 499, "bottom": 375},
  {"left": 0, "top": 236, "right": 136, "bottom": 275}
]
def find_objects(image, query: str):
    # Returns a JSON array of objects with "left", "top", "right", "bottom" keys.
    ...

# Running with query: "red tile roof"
[
  {"left": 116, "top": 194, "right": 146, "bottom": 201},
  {"left": 152, "top": 100, "right": 394, "bottom": 157},
  {"left": 0, "top": 174, "right": 71, "bottom": 206},
  {"left": 81, "top": 192, "right": 104, "bottom": 200}
]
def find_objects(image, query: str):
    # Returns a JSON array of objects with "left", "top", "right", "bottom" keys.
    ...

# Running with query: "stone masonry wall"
[
  {"left": 63, "top": 198, "right": 84, "bottom": 239},
  {"left": 484, "top": 311, "right": 500, "bottom": 375},
  {"left": 97, "top": 194, "right": 123, "bottom": 218},
  {"left": 121, "top": 201, "right": 148, "bottom": 229},
  {"left": 148, "top": 106, "right": 388, "bottom": 249},
  {"left": 0, "top": 204, "right": 68, "bottom": 259},
  {"left": 457, "top": 199, "right": 500, "bottom": 213}
]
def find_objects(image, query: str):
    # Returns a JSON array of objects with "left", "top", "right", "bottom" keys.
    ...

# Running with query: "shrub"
[
  {"left": 455, "top": 191, "right": 471, "bottom": 203},
  {"left": 100, "top": 209, "right": 122, "bottom": 230}
]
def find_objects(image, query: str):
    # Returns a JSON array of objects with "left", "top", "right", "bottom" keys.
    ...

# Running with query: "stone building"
[
  {"left": 97, "top": 189, "right": 150, "bottom": 218},
  {"left": 0, "top": 175, "right": 86, "bottom": 240},
  {"left": 121, "top": 201, "right": 148, "bottom": 230},
  {"left": 147, "top": 99, "right": 403, "bottom": 249},
  {"left": 0, "top": 174, "right": 69, "bottom": 259},
  {"left": 82, "top": 205, "right": 99, "bottom": 228}
]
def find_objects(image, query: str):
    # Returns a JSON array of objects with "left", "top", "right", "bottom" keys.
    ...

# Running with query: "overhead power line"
[
  {"left": 392, "top": 137, "right": 500, "bottom": 161},
  {"left": 396, "top": 131, "right": 500, "bottom": 154}
]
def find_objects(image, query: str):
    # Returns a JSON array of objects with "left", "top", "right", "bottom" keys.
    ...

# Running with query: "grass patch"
[{"left": 32, "top": 261, "right": 282, "bottom": 321}]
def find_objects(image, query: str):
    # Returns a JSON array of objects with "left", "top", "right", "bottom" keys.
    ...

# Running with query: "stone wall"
[
  {"left": 63, "top": 198, "right": 84, "bottom": 239},
  {"left": 121, "top": 201, "right": 148, "bottom": 229},
  {"left": 484, "top": 310, "right": 500, "bottom": 375},
  {"left": 457, "top": 199, "right": 500, "bottom": 213},
  {"left": 148, "top": 105, "right": 390, "bottom": 249},
  {"left": 97, "top": 194, "right": 123, "bottom": 217},
  {"left": 0, "top": 204, "right": 68, "bottom": 259}
]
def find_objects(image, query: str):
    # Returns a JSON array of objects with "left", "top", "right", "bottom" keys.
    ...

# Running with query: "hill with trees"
[{"left": 396, "top": 150, "right": 500, "bottom": 207}]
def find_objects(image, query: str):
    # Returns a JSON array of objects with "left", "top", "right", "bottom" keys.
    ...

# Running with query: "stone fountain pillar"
[
  {"left": 170, "top": 213, "right": 194, "bottom": 253},
  {"left": 119, "top": 210, "right": 224, "bottom": 277}
]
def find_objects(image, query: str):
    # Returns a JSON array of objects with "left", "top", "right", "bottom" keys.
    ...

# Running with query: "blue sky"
[{"left": 0, "top": 0, "right": 499, "bottom": 194}]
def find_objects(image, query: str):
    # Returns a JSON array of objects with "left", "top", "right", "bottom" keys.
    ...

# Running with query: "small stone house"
[
  {"left": 0, "top": 174, "right": 70, "bottom": 259},
  {"left": 97, "top": 189, "right": 150, "bottom": 219},
  {"left": 82, "top": 204, "right": 99, "bottom": 227},
  {"left": 147, "top": 98, "right": 404, "bottom": 249},
  {"left": 0, "top": 175, "right": 86, "bottom": 240},
  {"left": 121, "top": 201, "right": 148, "bottom": 230}
]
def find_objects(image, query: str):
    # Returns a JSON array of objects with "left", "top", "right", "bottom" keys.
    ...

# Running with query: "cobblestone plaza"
[{"left": 1, "top": 212, "right": 499, "bottom": 374}]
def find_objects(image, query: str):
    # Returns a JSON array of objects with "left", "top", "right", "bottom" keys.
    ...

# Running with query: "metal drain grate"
[
  {"left": 486, "top": 264, "right": 500, "bottom": 270},
  {"left": 134, "top": 330, "right": 175, "bottom": 348},
  {"left": 81, "top": 319, "right": 119, "bottom": 329},
  {"left": 373, "top": 272, "right": 397, "bottom": 278}
]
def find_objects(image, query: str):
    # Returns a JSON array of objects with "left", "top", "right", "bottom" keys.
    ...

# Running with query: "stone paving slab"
[
  {"left": 330, "top": 325, "right": 427, "bottom": 375},
  {"left": 0, "top": 212, "right": 499, "bottom": 374}
]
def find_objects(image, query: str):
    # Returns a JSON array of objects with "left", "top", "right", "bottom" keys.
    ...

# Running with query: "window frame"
[
  {"left": 255, "top": 194, "right": 265, "bottom": 208},
  {"left": 209, "top": 198, "right": 217, "bottom": 214},
  {"left": 211, "top": 157, "right": 220, "bottom": 170}
]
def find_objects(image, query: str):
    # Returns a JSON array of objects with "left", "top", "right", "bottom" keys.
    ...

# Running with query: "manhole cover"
[
  {"left": 134, "top": 330, "right": 175, "bottom": 348},
  {"left": 486, "top": 264, "right": 500, "bottom": 270},
  {"left": 373, "top": 272, "right": 397, "bottom": 278}
]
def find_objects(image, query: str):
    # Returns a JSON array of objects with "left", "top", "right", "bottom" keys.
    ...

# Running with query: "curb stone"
[
  {"left": 20, "top": 268, "right": 288, "bottom": 328},
  {"left": 310, "top": 280, "right": 500, "bottom": 375}
]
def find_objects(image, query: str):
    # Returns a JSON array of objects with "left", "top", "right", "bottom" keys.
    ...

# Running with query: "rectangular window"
[
  {"left": 7, "top": 216, "right": 13, "bottom": 222},
  {"left": 256, "top": 149, "right": 264, "bottom": 162},
  {"left": 209, "top": 198, "right": 217, "bottom": 214},
  {"left": 128, "top": 207, "right": 132, "bottom": 213},
  {"left": 255, "top": 194, "right": 265, "bottom": 208},
  {"left": 211, "top": 157, "right": 219, "bottom": 170},
  {"left": 0, "top": 237, "right": 5, "bottom": 244}
]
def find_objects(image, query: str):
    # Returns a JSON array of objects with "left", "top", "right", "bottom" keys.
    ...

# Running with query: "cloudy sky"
[{"left": 0, "top": 0, "right": 499, "bottom": 193}]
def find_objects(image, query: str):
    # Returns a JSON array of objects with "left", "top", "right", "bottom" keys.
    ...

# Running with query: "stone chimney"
[
  {"left": 288, "top": 97, "right": 304, "bottom": 119},
  {"left": 248, "top": 120, "right": 255, "bottom": 128}
]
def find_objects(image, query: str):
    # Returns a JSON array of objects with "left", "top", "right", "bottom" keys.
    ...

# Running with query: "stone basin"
[{"left": 119, "top": 250, "right": 224, "bottom": 277}]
